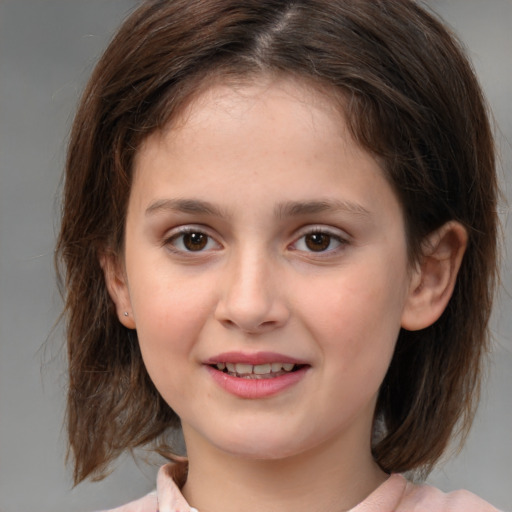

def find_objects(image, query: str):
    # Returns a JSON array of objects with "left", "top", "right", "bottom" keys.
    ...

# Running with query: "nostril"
[
  {"left": 219, "top": 318, "right": 237, "bottom": 329},
  {"left": 214, "top": 281, "right": 290, "bottom": 333},
  {"left": 217, "top": 315, "right": 279, "bottom": 334}
]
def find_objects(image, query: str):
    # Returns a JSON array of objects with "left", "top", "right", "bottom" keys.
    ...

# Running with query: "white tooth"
[
  {"left": 226, "top": 362, "right": 236, "bottom": 372},
  {"left": 216, "top": 363, "right": 226, "bottom": 371},
  {"left": 253, "top": 363, "right": 271, "bottom": 375},
  {"left": 282, "top": 363, "right": 294, "bottom": 371},
  {"left": 235, "top": 363, "right": 253, "bottom": 374},
  {"left": 271, "top": 362, "right": 282, "bottom": 372}
]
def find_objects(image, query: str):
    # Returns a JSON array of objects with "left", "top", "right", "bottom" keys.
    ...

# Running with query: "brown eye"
[
  {"left": 291, "top": 229, "right": 346, "bottom": 254},
  {"left": 166, "top": 228, "right": 221, "bottom": 254},
  {"left": 304, "top": 232, "right": 332, "bottom": 252},
  {"left": 182, "top": 232, "right": 208, "bottom": 251}
]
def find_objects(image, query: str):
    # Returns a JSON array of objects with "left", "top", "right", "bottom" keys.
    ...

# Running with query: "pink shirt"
[{"left": 104, "top": 463, "right": 501, "bottom": 512}]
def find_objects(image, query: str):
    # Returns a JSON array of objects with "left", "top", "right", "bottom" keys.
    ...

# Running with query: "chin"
[{"left": 209, "top": 428, "right": 316, "bottom": 461}]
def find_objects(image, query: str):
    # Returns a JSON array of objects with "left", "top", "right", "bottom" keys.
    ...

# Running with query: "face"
[{"left": 111, "top": 77, "right": 418, "bottom": 462}]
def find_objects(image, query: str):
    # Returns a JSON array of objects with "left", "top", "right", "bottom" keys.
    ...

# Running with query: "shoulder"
[
  {"left": 96, "top": 490, "right": 157, "bottom": 512},
  {"left": 95, "top": 462, "right": 193, "bottom": 512},
  {"left": 398, "top": 480, "right": 502, "bottom": 512}
]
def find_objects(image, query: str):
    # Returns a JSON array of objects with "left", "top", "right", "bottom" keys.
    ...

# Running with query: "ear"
[
  {"left": 401, "top": 221, "right": 468, "bottom": 331},
  {"left": 99, "top": 251, "right": 136, "bottom": 329}
]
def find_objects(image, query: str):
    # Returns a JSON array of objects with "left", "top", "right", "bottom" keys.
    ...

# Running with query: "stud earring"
[{"left": 124, "top": 312, "right": 129, "bottom": 317}]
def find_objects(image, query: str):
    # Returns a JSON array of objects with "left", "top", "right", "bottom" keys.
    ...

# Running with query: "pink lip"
[
  {"left": 204, "top": 351, "right": 308, "bottom": 365},
  {"left": 205, "top": 365, "right": 309, "bottom": 399},
  {"left": 204, "top": 352, "right": 310, "bottom": 399}
]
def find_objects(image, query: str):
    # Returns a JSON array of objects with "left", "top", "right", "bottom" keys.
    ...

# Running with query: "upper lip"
[{"left": 204, "top": 351, "right": 309, "bottom": 366}]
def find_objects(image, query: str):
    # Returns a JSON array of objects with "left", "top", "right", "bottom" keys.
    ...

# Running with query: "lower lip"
[{"left": 205, "top": 365, "right": 309, "bottom": 399}]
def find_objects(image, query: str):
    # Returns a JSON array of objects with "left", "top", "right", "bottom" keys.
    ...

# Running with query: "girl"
[{"left": 56, "top": 1, "right": 502, "bottom": 510}]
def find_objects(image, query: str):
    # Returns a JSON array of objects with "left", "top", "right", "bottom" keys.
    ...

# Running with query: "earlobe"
[
  {"left": 401, "top": 221, "right": 468, "bottom": 331},
  {"left": 99, "top": 251, "right": 136, "bottom": 329}
]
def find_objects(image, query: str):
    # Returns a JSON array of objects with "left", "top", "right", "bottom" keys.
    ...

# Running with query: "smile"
[
  {"left": 205, "top": 354, "right": 309, "bottom": 398},
  {"left": 213, "top": 362, "right": 301, "bottom": 379}
]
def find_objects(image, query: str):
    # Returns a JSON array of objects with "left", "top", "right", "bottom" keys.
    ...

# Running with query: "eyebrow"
[
  {"left": 274, "top": 199, "right": 371, "bottom": 219},
  {"left": 145, "top": 198, "right": 228, "bottom": 218},
  {"left": 145, "top": 198, "right": 371, "bottom": 219}
]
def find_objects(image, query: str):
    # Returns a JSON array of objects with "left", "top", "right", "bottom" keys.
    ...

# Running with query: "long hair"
[{"left": 56, "top": 0, "right": 498, "bottom": 483}]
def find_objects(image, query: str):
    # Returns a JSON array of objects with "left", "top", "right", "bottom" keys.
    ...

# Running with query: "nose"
[{"left": 214, "top": 250, "right": 290, "bottom": 334}]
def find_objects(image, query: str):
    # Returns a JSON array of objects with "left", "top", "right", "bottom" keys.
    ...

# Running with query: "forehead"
[
  {"left": 136, "top": 74, "right": 356, "bottom": 172},
  {"left": 129, "top": 75, "right": 403, "bottom": 232},
  {"left": 159, "top": 72, "right": 347, "bottom": 136}
]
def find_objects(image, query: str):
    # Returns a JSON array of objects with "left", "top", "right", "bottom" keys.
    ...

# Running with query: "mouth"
[
  {"left": 210, "top": 362, "right": 306, "bottom": 379},
  {"left": 205, "top": 353, "right": 310, "bottom": 398}
]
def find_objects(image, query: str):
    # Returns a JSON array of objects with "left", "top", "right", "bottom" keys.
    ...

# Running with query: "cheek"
[
  {"left": 128, "top": 270, "right": 217, "bottom": 372},
  {"left": 299, "top": 260, "right": 409, "bottom": 370},
  {"left": 130, "top": 281, "right": 216, "bottom": 411}
]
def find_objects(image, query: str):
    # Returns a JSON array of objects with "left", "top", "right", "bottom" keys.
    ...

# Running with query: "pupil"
[
  {"left": 184, "top": 232, "right": 207, "bottom": 251},
  {"left": 305, "top": 233, "right": 330, "bottom": 251}
]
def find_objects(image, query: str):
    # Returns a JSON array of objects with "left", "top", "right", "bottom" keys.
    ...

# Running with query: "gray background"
[{"left": 0, "top": 1, "right": 511, "bottom": 511}]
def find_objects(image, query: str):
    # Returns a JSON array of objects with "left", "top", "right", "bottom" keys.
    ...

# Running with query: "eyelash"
[
  {"left": 289, "top": 227, "right": 348, "bottom": 255},
  {"left": 163, "top": 226, "right": 349, "bottom": 255},
  {"left": 164, "top": 227, "right": 221, "bottom": 254}
]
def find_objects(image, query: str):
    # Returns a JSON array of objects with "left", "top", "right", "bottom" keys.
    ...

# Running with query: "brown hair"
[{"left": 56, "top": 0, "right": 499, "bottom": 484}]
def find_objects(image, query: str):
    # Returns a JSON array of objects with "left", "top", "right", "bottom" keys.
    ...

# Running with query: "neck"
[{"left": 181, "top": 428, "right": 388, "bottom": 512}]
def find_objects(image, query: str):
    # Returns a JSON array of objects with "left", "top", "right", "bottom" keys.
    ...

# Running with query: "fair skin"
[{"left": 104, "top": 76, "right": 467, "bottom": 512}]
